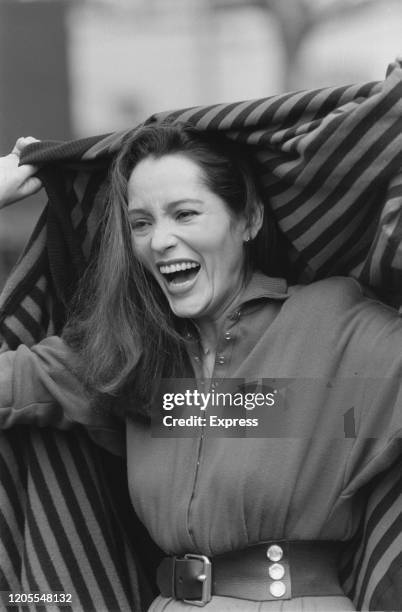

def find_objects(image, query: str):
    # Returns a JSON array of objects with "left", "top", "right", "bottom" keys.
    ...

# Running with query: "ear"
[{"left": 244, "top": 199, "right": 264, "bottom": 241}]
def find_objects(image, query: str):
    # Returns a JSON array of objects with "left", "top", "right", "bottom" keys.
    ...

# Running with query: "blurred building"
[{"left": 1, "top": 0, "right": 402, "bottom": 289}]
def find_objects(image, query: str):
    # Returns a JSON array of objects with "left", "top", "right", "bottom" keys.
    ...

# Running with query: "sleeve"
[
  {"left": 0, "top": 336, "right": 125, "bottom": 456},
  {"left": 336, "top": 282, "right": 402, "bottom": 494}
]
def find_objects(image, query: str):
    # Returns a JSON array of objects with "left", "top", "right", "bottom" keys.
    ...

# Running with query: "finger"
[
  {"left": 20, "top": 176, "right": 43, "bottom": 197},
  {"left": 11, "top": 136, "right": 40, "bottom": 156},
  {"left": 16, "top": 162, "right": 39, "bottom": 181}
]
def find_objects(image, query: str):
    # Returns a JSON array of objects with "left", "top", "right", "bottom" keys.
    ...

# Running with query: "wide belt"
[{"left": 157, "top": 540, "right": 344, "bottom": 606}]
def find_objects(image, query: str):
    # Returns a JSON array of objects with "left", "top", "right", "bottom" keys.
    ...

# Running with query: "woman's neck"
[{"left": 194, "top": 268, "right": 251, "bottom": 355}]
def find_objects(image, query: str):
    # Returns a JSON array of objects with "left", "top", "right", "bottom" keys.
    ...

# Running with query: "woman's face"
[{"left": 127, "top": 153, "right": 249, "bottom": 321}]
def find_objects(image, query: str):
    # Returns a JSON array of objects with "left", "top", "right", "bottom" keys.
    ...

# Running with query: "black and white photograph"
[{"left": 1, "top": 1, "right": 402, "bottom": 611}]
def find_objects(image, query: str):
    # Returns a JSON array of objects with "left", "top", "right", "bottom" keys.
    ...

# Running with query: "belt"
[{"left": 157, "top": 540, "right": 344, "bottom": 606}]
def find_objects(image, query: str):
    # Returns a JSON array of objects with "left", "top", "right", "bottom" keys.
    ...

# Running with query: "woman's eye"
[
  {"left": 176, "top": 210, "right": 197, "bottom": 221},
  {"left": 131, "top": 220, "right": 150, "bottom": 231}
]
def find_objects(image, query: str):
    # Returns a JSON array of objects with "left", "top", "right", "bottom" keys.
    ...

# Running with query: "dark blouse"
[
  {"left": 1, "top": 273, "right": 401, "bottom": 610},
  {"left": 125, "top": 273, "right": 402, "bottom": 555}
]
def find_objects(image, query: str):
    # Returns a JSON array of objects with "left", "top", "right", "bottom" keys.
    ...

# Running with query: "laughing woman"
[{"left": 1, "top": 124, "right": 402, "bottom": 612}]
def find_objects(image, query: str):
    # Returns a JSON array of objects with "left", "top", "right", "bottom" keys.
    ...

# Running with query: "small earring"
[{"left": 245, "top": 234, "right": 251, "bottom": 243}]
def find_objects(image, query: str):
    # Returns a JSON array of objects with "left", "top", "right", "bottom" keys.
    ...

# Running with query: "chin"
[
  {"left": 168, "top": 299, "right": 207, "bottom": 320},
  {"left": 170, "top": 307, "right": 203, "bottom": 320}
]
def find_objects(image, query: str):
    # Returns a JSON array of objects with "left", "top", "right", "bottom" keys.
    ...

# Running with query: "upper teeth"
[{"left": 159, "top": 262, "right": 199, "bottom": 274}]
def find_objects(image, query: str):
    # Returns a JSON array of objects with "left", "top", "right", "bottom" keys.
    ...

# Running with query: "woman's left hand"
[{"left": 0, "top": 137, "right": 43, "bottom": 210}]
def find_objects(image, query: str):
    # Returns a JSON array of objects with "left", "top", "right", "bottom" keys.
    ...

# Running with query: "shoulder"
[
  {"left": 286, "top": 276, "right": 402, "bottom": 333},
  {"left": 287, "top": 276, "right": 402, "bottom": 349},
  {"left": 287, "top": 276, "right": 364, "bottom": 312}
]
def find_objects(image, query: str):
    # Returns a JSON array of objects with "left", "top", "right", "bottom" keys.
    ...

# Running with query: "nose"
[{"left": 150, "top": 219, "right": 178, "bottom": 253}]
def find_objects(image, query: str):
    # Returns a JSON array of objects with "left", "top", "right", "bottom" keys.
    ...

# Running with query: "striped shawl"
[{"left": 1, "top": 60, "right": 402, "bottom": 611}]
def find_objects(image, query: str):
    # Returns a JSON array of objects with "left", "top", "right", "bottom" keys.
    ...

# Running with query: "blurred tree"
[{"left": 213, "top": 0, "right": 387, "bottom": 89}]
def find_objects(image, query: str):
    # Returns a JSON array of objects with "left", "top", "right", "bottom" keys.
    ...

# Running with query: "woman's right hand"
[{"left": 0, "top": 136, "right": 43, "bottom": 209}]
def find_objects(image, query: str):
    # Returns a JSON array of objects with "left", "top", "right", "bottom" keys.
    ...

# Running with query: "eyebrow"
[{"left": 128, "top": 199, "right": 203, "bottom": 216}]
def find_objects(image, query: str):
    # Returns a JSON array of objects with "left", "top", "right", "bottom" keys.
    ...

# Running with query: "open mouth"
[{"left": 158, "top": 261, "right": 201, "bottom": 286}]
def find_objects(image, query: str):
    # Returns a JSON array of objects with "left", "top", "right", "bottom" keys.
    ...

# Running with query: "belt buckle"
[{"left": 183, "top": 553, "right": 212, "bottom": 607}]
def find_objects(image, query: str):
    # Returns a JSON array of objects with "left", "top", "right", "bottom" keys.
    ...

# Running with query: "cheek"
[
  {"left": 203, "top": 239, "right": 245, "bottom": 283},
  {"left": 203, "top": 222, "right": 244, "bottom": 256},
  {"left": 217, "top": 231, "right": 246, "bottom": 264},
  {"left": 131, "top": 238, "right": 149, "bottom": 268}
]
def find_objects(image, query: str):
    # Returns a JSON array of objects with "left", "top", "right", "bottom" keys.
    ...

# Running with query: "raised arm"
[
  {"left": 0, "top": 139, "right": 125, "bottom": 454},
  {"left": 0, "top": 335, "right": 126, "bottom": 456},
  {"left": 0, "top": 138, "right": 72, "bottom": 425},
  {"left": 0, "top": 336, "right": 125, "bottom": 456},
  {"left": 0, "top": 336, "right": 90, "bottom": 429},
  {"left": 0, "top": 137, "right": 43, "bottom": 209}
]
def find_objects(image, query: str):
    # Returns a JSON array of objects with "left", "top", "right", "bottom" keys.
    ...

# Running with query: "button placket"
[
  {"left": 187, "top": 378, "right": 207, "bottom": 549},
  {"left": 184, "top": 330, "right": 203, "bottom": 379},
  {"left": 188, "top": 308, "right": 239, "bottom": 383},
  {"left": 213, "top": 314, "right": 238, "bottom": 375}
]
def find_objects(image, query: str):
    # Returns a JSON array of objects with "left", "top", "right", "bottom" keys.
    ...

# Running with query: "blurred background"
[{"left": 0, "top": 0, "right": 401, "bottom": 290}]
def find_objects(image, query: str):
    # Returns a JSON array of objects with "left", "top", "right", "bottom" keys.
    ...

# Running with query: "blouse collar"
[
  {"left": 235, "top": 270, "right": 289, "bottom": 308},
  {"left": 179, "top": 271, "right": 289, "bottom": 340}
]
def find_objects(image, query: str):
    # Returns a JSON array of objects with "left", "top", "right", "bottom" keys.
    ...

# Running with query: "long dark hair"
[{"left": 63, "top": 123, "right": 284, "bottom": 422}]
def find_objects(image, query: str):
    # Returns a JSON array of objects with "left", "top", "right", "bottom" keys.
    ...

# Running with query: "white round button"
[
  {"left": 268, "top": 563, "right": 285, "bottom": 580},
  {"left": 269, "top": 581, "right": 286, "bottom": 598},
  {"left": 266, "top": 544, "right": 283, "bottom": 562}
]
